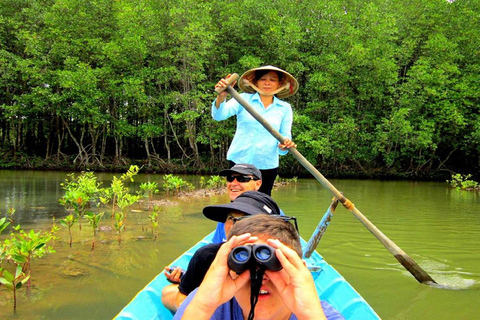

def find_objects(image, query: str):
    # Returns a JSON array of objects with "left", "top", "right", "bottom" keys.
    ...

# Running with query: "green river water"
[{"left": 0, "top": 170, "right": 478, "bottom": 320}]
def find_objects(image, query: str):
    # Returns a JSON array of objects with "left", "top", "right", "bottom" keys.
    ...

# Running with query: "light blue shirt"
[
  {"left": 212, "top": 92, "right": 293, "bottom": 170},
  {"left": 212, "top": 223, "right": 225, "bottom": 244}
]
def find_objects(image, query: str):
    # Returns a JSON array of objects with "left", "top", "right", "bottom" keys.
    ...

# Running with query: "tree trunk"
[
  {"left": 56, "top": 116, "right": 66, "bottom": 161},
  {"left": 100, "top": 125, "right": 107, "bottom": 163},
  {"left": 163, "top": 110, "right": 171, "bottom": 163},
  {"left": 144, "top": 137, "right": 151, "bottom": 167},
  {"left": 61, "top": 117, "right": 88, "bottom": 167}
]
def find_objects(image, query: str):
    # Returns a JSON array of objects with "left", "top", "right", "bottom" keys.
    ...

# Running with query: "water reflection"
[{"left": 0, "top": 171, "right": 479, "bottom": 320}]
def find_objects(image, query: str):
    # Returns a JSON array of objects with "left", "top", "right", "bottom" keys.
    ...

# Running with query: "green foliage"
[
  {"left": 102, "top": 165, "right": 141, "bottom": 217},
  {"left": 162, "top": 174, "right": 195, "bottom": 195},
  {"left": 1, "top": 222, "right": 57, "bottom": 309},
  {"left": 117, "top": 193, "right": 141, "bottom": 211},
  {"left": 57, "top": 167, "right": 145, "bottom": 246},
  {"left": 49, "top": 217, "right": 60, "bottom": 245},
  {"left": 148, "top": 210, "right": 159, "bottom": 240},
  {"left": 198, "top": 175, "right": 223, "bottom": 189},
  {"left": 447, "top": 174, "right": 479, "bottom": 191},
  {"left": 0, "top": 265, "right": 30, "bottom": 311},
  {"left": 292, "top": 114, "right": 331, "bottom": 166},
  {"left": 139, "top": 181, "right": 159, "bottom": 201},
  {"left": 59, "top": 172, "right": 102, "bottom": 230},
  {"left": 0, "top": 217, "right": 10, "bottom": 234},
  {"left": 59, "top": 214, "right": 77, "bottom": 247},
  {"left": 113, "top": 212, "right": 126, "bottom": 245},
  {"left": 205, "top": 175, "right": 224, "bottom": 189},
  {"left": 3, "top": 228, "right": 56, "bottom": 267},
  {"left": 83, "top": 212, "right": 102, "bottom": 229},
  {"left": 5, "top": 208, "right": 15, "bottom": 224},
  {"left": 0, "top": 0, "right": 479, "bottom": 177},
  {"left": 373, "top": 108, "right": 436, "bottom": 170},
  {"left": 0, "top": 264, "right": 30, "bottom": 291},
  {"left": 84, "top": 211, "right": 104, "bottom": 250}
]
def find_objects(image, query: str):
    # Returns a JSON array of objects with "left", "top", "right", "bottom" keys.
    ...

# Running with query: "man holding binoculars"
[
  {"left": 161, "top": 190, "right": 281, "bottom": 311},
  {"left": 173, "top": 214, "right": 341, "bottom": 320}
]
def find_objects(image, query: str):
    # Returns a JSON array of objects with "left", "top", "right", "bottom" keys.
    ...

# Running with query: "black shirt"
[{"left": 178, "top": 243, "right": 222, "bottom": 295}]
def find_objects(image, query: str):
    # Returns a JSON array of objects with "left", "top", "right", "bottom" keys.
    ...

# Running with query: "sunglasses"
[
  {"left": 226, "top": 175, "right": 259, "bottom": 183},
  {"left": 232, "top": 215, "right": 299, "bottom": 233}
]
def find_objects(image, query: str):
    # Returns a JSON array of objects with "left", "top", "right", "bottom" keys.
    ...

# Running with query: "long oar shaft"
[{"left": 219, "top": 74, "right": 436, "bottom": 285}]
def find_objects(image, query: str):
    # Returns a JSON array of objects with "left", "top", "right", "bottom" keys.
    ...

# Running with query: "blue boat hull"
[{"left": 115, "top": 232, "right": 380, "bottom": 320}]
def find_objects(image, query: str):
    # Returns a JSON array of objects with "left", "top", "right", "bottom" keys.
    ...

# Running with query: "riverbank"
[{"left": 0, "top": 154, "right": 465, "bottom": 182}]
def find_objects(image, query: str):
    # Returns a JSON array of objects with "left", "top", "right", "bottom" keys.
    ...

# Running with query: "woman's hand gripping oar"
[{"left": 215, "top": 73, "right": 436, "bottom": 285}]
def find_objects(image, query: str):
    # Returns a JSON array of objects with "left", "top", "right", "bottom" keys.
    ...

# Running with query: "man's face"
[
  {"left": 224, "top": 212, "right": 245, "bottom": 235},
  {"left": 226, "top": 173, "right": 262, "bottom": 201},
  {"left": 233, "top": 237, "right": 291, "bottom": 320}
]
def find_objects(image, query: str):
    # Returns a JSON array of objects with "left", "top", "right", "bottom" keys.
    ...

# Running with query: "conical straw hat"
[{"left": 238, "top": 65, "right": 299, "bottom": 99}]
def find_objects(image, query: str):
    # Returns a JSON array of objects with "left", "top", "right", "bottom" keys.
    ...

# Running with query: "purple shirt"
[{"left": 173, "top": 288, "right": 345, "bottom": 320}]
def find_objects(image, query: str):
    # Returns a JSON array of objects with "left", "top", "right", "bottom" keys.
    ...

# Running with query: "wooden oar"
[
  {"left": 303, "top": 197, "right": 339, "bottom": 259},
  {"left": 216, "top": 73, "right": 436, "bottom": 285}
]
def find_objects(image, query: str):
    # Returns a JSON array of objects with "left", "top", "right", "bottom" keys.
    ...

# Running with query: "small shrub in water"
[
  {"left": 60, "top": 214, "right": 77, "bottom": 247},
  {"left": 84, "top": 212, "right": 104, "bottom": 250},
  {"left": 447, "top": 174, "right": 479, "bottom": 190}
]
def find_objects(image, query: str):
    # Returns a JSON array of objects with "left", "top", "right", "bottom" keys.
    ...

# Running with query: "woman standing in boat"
[{"left": 213, "top": 66, "right": 298, "bottom": 196}]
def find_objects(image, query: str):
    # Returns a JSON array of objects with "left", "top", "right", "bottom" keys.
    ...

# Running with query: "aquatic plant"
[
  {"left": 49, "top": 217, "right": 60, "bottom": 246},
  {"left": 139, "top": 181, "right": 159, "bottom": 201},
  {"left": 162, "top": 174, "right": 179, "bottom": 195},
  {"left": 0, "top": 217, "right": 8, "bottom": 267},
  {"left": 0, "top": 217, "right": 10, "bottom": 234},
  {"left": 114, "top": 212, "right": 126, "bottom": 244},
  {"left": 102, "top": 165, "right": 141, "bottom": 217},
  {"left": 58, "top": 167, "right": 142, "bottom": 246},
  {"left": 84, "top": 212, "right": 104, "bottom": 250},
  {"left": 117, "top": 192, "right": 141, "bottom": 221},
  {"left": 0, "top": 217, "right": 9, "bottom": 286},
  {"left": 1, "top": 225, "right": 56, "bottom": 298},
  {"left": 275, "top": 176, "right": 298, "bottom": 184},
  {"left": 139, "top": 181, "right": 159, "bottom": 209},
  {"left": 6, "top": 207, "right": 15, "bottom": 224},
  {"left": 205, "top": 175, "right": 224, "bottom": 189},
  {"left": 60, "top": 214, "right": 78, "bottom": 247},
  {"left": 0, "top": 264, "right": 30, "bottom": 312},
  {"left": 447, "top": 173, "right": 479, "bottom": 191},
  {"left": 162, "top": 174, "right": 195, "bottom": 195},
  {"left": 59, "top": 172, "right": 102, "bottom": 230},
  {"left": 148, "top": 209, "right": 159, "bottom": 240}
]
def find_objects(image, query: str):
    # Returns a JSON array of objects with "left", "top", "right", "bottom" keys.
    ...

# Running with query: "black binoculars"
[{"left": 228, "top": 244, "right": 282, "bottom": 274}]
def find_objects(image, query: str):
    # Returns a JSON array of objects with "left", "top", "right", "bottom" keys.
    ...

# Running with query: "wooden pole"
[
  {"left": 216, "top": 74, "right": 436, "bottom": 285},
  {"left": 303, "top": 197, "right": 339, "bottom": 258}
]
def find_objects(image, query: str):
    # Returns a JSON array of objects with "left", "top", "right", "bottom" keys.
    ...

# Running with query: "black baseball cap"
[
  {"left": 219, "top": 163, "right": 262, "bottom": 180},
  {"left": 203, "top": 191, "right": 280, "bottom": 223}
]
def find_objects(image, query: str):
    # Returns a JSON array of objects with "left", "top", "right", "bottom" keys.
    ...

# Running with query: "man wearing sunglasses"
[
  {"left": 212, "top": 163, "right": 264, "bottom": 244},
  {"left": 221, "top": 163, "right": 263, "bottom": 201},
  {"left": 163, "top": 164, "right": 265, "bottom": 294},
  {"left": 161, "top": 191, "right": 281, "bottom": 312}
]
